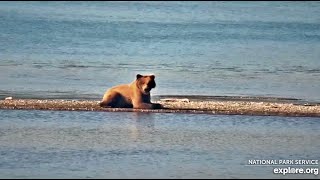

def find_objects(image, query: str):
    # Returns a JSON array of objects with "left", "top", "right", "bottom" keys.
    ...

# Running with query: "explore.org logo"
[{"left": 246, "top": 159, "right": 319, "bottom": 176}]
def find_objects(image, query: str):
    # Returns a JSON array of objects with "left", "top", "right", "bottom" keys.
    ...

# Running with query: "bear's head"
[{"left": 136, "top": 74, "right": 156, "bottom": 94}]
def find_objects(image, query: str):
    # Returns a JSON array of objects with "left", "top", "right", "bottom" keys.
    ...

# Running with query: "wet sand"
[{"left": 1, "top": 97, "right": 320, "bottom": 117}]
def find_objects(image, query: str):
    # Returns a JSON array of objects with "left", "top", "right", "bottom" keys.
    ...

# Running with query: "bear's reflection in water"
[{"left": 128, "top": 112, "right": 156, "bottom": 141}]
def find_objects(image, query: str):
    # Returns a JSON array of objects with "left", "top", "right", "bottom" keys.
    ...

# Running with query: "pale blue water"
[
  {"left": 0, "top": 110, "right": 319, "bottom": 179},
  {"left": 1, "top": 2, "right": 320, "bottom": 179},
  {"left": 0, "top": 1, "right": 320, "bottom": 101}
]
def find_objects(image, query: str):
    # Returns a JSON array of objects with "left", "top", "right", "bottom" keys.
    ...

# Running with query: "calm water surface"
[
  {"left": 0, "top": 2, "right": 320, "bottom": 179},
  {"left": 0, "top": 109, "right": 319, "bottom": 178},
  {"left": 0, "top": 1, "right": 320, "bottom": 101}
]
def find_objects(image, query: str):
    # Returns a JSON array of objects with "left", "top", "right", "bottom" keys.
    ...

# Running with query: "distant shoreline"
[{"left": 1, "top": 97, "right": 319, "bottom": 117}]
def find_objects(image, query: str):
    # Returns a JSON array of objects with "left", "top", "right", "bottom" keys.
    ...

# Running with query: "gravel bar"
[{"left": 1, "top": 98, "right": 320, "bottom": 117}]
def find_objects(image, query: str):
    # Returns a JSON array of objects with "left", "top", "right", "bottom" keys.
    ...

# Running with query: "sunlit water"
[
  {"left": 0, "top": 109, "right": 319, "bottom": 178},
  {"left": 0, "top": 1, "right": 320, "bottom": 101},
  {"left": 0, "top": 2, "right": 320, "bottom": 179}
]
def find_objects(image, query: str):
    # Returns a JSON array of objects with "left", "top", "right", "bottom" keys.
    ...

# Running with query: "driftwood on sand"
[{"left": 0, "top": 97, "right": 320, "bottom": 117}]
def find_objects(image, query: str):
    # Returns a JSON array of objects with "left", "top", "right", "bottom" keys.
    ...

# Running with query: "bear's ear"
[
  {"left": 150, "top": 75, "right": 155, "bottom": 79},
  {"left": 136, "top": 74, "right": 143, "bottom": 79}
]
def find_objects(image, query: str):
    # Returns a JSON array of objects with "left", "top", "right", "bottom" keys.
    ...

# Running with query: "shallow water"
[
  {"left": 0, "top": 109, "right": 319, "bottom": 178},
  {"left": 0, "top": 1, "right": 320, "bottom": 101},
  {"left": 0, "top": 2, "right": 319, "bottom": 178}
]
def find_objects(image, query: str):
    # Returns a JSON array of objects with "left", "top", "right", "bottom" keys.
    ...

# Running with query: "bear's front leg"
[{"left": 133, "top": 102, "right": 153, "bottom": 109}]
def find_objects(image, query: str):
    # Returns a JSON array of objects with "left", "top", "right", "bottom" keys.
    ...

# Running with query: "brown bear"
[{"left": 99, "top": 74, "right": 162, "bottom": 109}]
